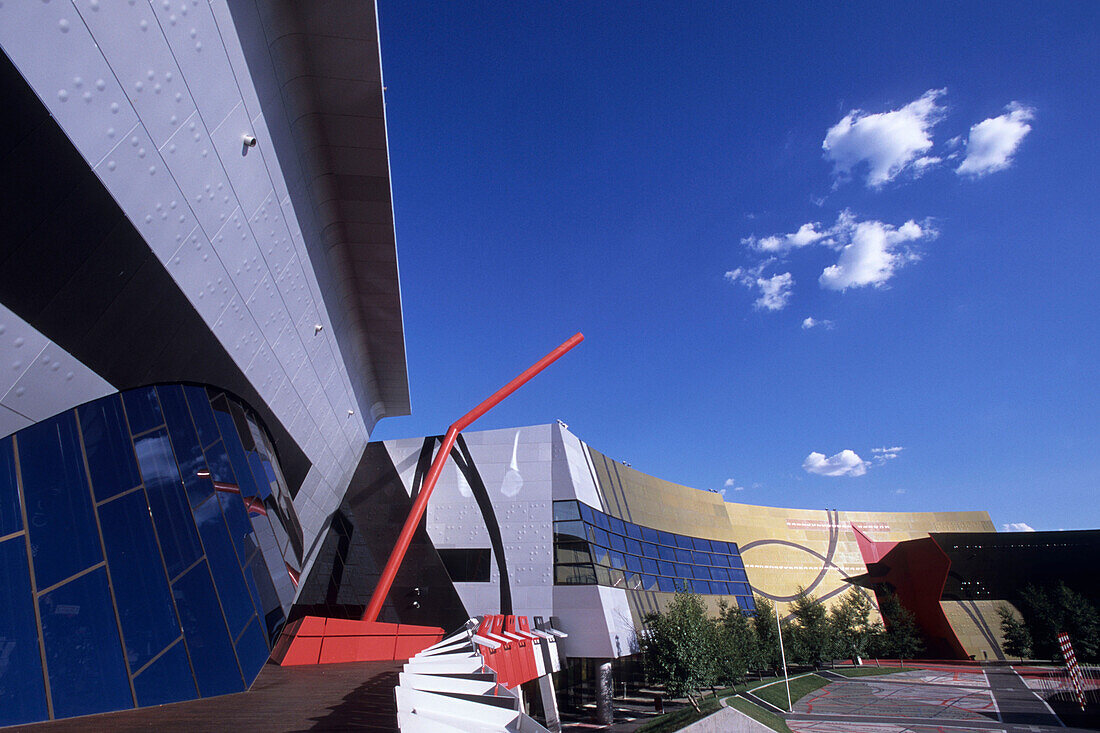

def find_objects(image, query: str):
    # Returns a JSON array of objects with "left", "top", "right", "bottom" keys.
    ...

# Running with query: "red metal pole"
[{"left": 361, "top": 332, "right": 584, "bottom": 623}]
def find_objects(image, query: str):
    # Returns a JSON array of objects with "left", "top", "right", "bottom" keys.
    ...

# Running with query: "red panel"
[
  {"left": 294, "top": 616, "right": 328, "bottom": 637},
  {"left": 278, "top": 635, "right": 323, "bottom": 666},
  {"left": 319, "top": 634, "right": 397, "bottom": 663},
  {"left": 394, "top": 634, "right": 440, "bottom": 660},
  {"left": 851, "top": 523, "right": 899, "bottom": 564}
]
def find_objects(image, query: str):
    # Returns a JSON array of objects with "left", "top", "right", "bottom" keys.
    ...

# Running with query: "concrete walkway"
[{"left": 679, "top": 700, "right": 772, "bottom": 732}]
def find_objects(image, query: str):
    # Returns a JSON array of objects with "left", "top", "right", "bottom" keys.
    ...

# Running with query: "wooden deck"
[{"left": 10, "top": 662, "right": 403, "bottom": 732}]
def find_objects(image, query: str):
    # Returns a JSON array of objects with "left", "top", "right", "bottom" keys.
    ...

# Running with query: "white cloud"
[
  {"left": 819, "top": 216, "right": 933, "bottom": 291},
  {"left": 725, "top": 267, "right": 795, "bottom": 311},
  {"left": 823, "top": 89, "right": 947, "bottom": 187},
  {"left": 803, "top": 450, "right": 870, "bottom": 477},
  {"left": 1002, "top": 522, "right": 1036, "bottom": 532},
  {"left": 872, "top": 446, "right": 904, "bottom": 463},
  {"left": 724, "top": 478, "right": 736, "bottom": 487},
  {"left": 894, "top": 488, "right": 907, "bottom": 495},
  {"left": 956, "top": 103, "right": 1035, "bottom": 177},
  {"left": 743, "top": 222, "right": 830, "bottom": 253},
  {"left": 801, "top": 317, "right": 835, "bottom": 330},
  {"left": 723, "top": 478, "right": 745, "bottom": 492}
]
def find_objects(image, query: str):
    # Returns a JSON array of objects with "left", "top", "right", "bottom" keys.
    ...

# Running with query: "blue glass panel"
[
  {"left": 739, "top": 596, "right": 757, "bottom": 611},
  {"left": 158, "top": 385, "right": 213, "bottom": 508},
  {"left": 658, "top": 545, "right": 675, "bottom": 562},
  {"left": 19, "top": 413, "right": 102, "bottom": 589},
  {"left": 714, "top": 541, "right": 733, "bottom": 555},
  {"left": 578, "top": 502, "right": 594, "bottom": 523},
  {"left": 729, "top": 555, "right": 745, "bottom": 569},
  {"left": 218, "top": 491, "right": 259, "bottom": 567},
  {"left": 607, "top": 516, "right": 625, "bottom": 535},
  {"left": 40, "top": 567, "right": 132, "bottom": 718},
  {"left": 641, "top": 526, "right": 660, "bottom": 543},
  {"left": 134, "top": 429, "right": 202, "bottom": 579},
  {"left": 210, "top": 395, "right": 260, "bottom": 498},
  {"left": 624, "top": 522, "right": 642, "bottom": 540},
  {"left": 234, "top": 616, "right": 270, "bottom": 683},
  {"left": 640, "top": 542, "right": 659, "bottom": 558},
  {"left": 730, "top": 568, "right": 748, "bottom": 582},
  {"left": 554, "top": 520, "right": 585, "bottom": 544},
  {"left": 624, "top": 538, "right": 642, "bottom": 556},
  {"left": 657, "top": 530, "right": 675, "bottom": 547},
  {"left": 714, "top": 582, "right": 731, "bottom": 595},
  {"left": 172, "top": 561, "right": 245, "bottom": 696},
  {"left": 692, "top": 566, "right": 710, "bottom": 580},
  {"left": 122, "top": 386, "right": 164, "bottom": 434},
  {"left": 656, "top": 576, "right": 676, "bottom": 593},
  {"left": 246, "top": 452, "right": 271, "bottom": 500},
  {"left": 0, "top": 437, "right": 19, "bottom": 536},
  {"left": 715, "top": 554, "right": 732, "bottom": 568},
  {"left": 674, "top": 548, "right": 692, "bottom": 563},
  {"left": 99, "top": 490, "right": 183, "bottom": 670},
  {"left": 713, "top": 567, "right": 731, "bottom": 582},
  {"left": 692, "top": 551, "right": 710, "bottom": 565},
  {"left": 696, "top": 580, "right": 713, "bottom": 595},
  {"left": 243, "top": 550, "right": 283, "bottom": 639},
  {"left": 183, "top": 386, "right": 221, "bottom": 448},
  {"left": 203, "top": 440, "right": 237, "bottom": 485},
  {"left": 78, "top": 396, "right": 141, "bottom": 503},
  {"left": 641, "top": 557, "right": 659, "bottom": 575},
  {"left": 0, "top": 538, "right": 47, "bottom": 726},
  {"left": 553, "top": 501, "right": 580, "bottom": 522},
  {"left": 193, "top": 497, "right": 253, "bottom": 637},
  {"left": 692, "top": 537, "right": 712, "bottom": 552},
  {"left": 608, "top": 551, "right": 626, "bottom": 569},
  {"left": 132, "top": 640, "right": 196, "bottom": 707},
  {"left": 674, "top": 563, "right": 691, "bottom": 577},
  {"left": 731, "top": 582, "right": 751, "bottom": 596},
  {"left": 640, "top": 574, "right": 658, "bottom": 591},
  {"left": 625, "top": 554, "right": 643, "bottom": 573},
  {"left": 608, "top": 533, "right": 626, "bottom": 553},
  {"left": 674, "top": 534, "right": 694, "bottom": 549},
  {"left": 657, "top": 561, "right": 676, "bottom": 576},
  {"left": 589, "top": 543, "right": 609, "bottom": 565},
  {"left": 592, "top": 511, "right": 610, "bottom": 531},
  {"left": 607, "top": 567, "right": 625, "bottom": 588}
]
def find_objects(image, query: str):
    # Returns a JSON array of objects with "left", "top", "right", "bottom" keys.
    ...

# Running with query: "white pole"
[{"left": 776, "top": 609, "right": 792, "bottom": 712}]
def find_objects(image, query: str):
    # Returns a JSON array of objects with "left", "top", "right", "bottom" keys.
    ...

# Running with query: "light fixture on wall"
[{"left": 314, "top": 324, "right": 324, "bottom": 334}]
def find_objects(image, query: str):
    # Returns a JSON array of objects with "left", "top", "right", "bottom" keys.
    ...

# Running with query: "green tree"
[
  {"left": 789, "top": 588, "right": 833, "bottom": 668},
  {"left": 877, "top": 591, "right": 924, "bottom": 659},
  {"left": 830, "top": 588, "right": 883, "bottom": 663},
  {"left": 997, "top": 604, "right": 1032, "bottom": 661},
  {"left": 1055, "top": 584, "right": 1100, "bottom": 662},
  {"left": 717, "top": 601, "right": 755, "bottom": 683},
  {"left": 751, "top": 596, "right": 783, "bottom": 672},
  {"left": 1018, "top": 583, "right": 1100, "bottom": 662},
  {"left": 638, "top": 592, "right": 718, "bottom": 697}
]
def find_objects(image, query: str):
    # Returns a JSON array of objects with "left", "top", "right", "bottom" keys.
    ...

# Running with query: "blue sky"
[{"left": 371, "top": 2, "right": 1099, "bottom": 531}]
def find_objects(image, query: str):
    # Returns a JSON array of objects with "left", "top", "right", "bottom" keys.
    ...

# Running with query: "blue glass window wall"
[
  {"left": 553, "top": 500, "right": 756, "bottom": 612},
  {"left": 0, "top": 385, "right": 303, "bottom": 726}
]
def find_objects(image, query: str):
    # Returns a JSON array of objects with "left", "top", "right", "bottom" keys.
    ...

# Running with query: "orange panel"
[{"left": 278, "top": 635, "right": 323, "bottom": 666}]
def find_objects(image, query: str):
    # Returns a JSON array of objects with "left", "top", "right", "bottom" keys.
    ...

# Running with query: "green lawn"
[
  {"left": 725, "top": 696, "right": 792, "bottom": 733},
  {"left": 751, "top": 673, "right": 829, "bottom": 710},
  {"left": 634, "top": 694, "right": 722, "bottom": 733},
  {"left": 834, "top": 665, "right": 909, "bottom": 678}
]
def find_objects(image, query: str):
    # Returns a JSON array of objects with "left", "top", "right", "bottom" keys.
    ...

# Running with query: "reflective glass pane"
[
  {"left": 713, "top": 567, "right": 731, "bottom": 582},
  {"left": 203, "top": 440, "right": 237, "bottom": 485},
  {"left": 692, "top": 537, "right": 712, "bottom": 552},
  {"left": 640, "top": 542, "right": 658, "bottom": 558},
  {"left": 730, "top": 568, "right": 748, "bottom": 582},
  {"left": 608, "top": 533, "right": 626, "bottom": 552},
  {"left": 607, "top": 516, "right": 625, "bottom": 535},
  {"left": 624, "top": 538, "right": 642, "bottom": 556},
  {"left": 0, "top": 437, "right": 19, "bottom": 536},
  {"left": 158, "top": 385, "right": 213, "bottom": 507},
  {"left": 235, "top": 615, "right": 270, "bottom": 683},
  {"left": 641, "top": 526, "right": 660, "bottom": 543},
  {"left": 183, "top": 385, "right": 222, "bottom": 449},
  {"left": 218, "top": 491, "right": 260, "bottom": 567},
  {"left": 555, "top": 542, "right": 591, "bottom": 565},
  {"left": 641, "top": 574, "right": 658, "bottom": 591},
  {"left": 714, "top": 582, "right": 731, "bottom": 595},
  {"left": 593, "top": 564, "right": 610, "bottom": 585},
  {"left": 122, "top": 386, "right": 164, "bottom": 434},
  {"left": 729, "top": 555, "right": 745, "bottom": 569},
  {"left": 641, "top": 558, "right": 659, "bottom": 575},
  {"left": 193, "top": 497, "right": 254, "bottom": 637},
  {"left": 692, "top": 551, "right": 710, "bottom": 565},
  {"left": 132, "top": 640, "right": 196, "bottom": 707},
  {"left": 554, "top": 520, "right": 585, "bottom": 544},
  {"left": 674, "top": 548, "right": 692, "bottom": 563},
  {"left": 739, "top": 596, "right": 757, "bottom": 611},
  {"left": 656, "top": 576, "right": 676, "bottom": 593},
  {"left": 607, "top": 568, "right": 625, "bottom": 588},
  {"left": 19, "top": 413, "right": 102, "bottom": 589},
  {"left": 624, "top": 523, "right": 642, "bottom": 540},
  {"left": 716, "top": 554, "right": 733, "bottom": 568},
  {"left": 78, "top": 396, "right": 141, "bottom": 503},
  {"left": 40, "top": 567, "right": 132, "bottom": 718},
  {"left": 657, "top": 530, "right": 675, "bottom": 547},
  {"left": 731, "top": 582, "right": 751, "bottom": 595},
  {"left": 695, "top": 580, "right": 713, "bottom": 594},
  {"left": 554, "top": 564, "right": 595, "bottom": 585},
  {"left": 0, "top": 538, "right": 47, "bottom": 726},
  {"left": 714, "top": 541, "right": 733, "bottom": 555},
  {"left": 209, "top": 395, "right": 260, "bottom": 498},
  {"left": 658, "top": 561, "right": 676, "bottom": 576},
  {"left": 172, "top": 561, "right": 245, "bottom": 696},
  {"left": 674, "top": 563, "right": 691, "bottom": 577},
  {"left": 242, "top": 550, "right": 283, "bottom": 641},
  {"left": 134, "top": 429, "right": 202, "bottom": 579},
  {"left": 692, "top": 566, "right": 710, "bottom": 580},
  {"left": 625, "top": 554, "right": 643, "bottom": 573},
  {"left": 626, "top": 573, "right": 643, "bottom": 590},
  {"left": 657, "top": 545, "right": 675, "bottom": 561},
  {"left": 593, "top": 511, "right": 610, "bottom": 531},
  {"left": 98, "top": 490, "right": 182, "bottom": 671},
  {"left": 589, "top": 543, "right": 609, "bottom": 566},
  {"left": 608, "top": 551, "right": 626, "bottom": 569},
  {"left": 246, "top": 452, "right": 272, "bottom": 500},
  {"left": 553, "top": 501, "right": 580, "bottom": 522},
  {"left": 675, "top": 534, "right": 694, "bottom": 549},
  {"left": 578, "top": 502, "right": 594, "bottom": 523}
]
